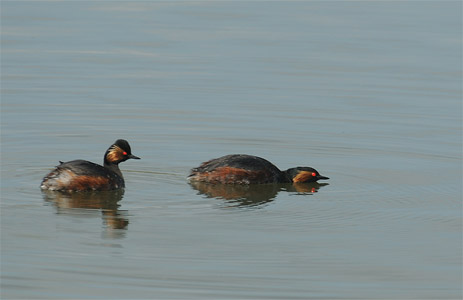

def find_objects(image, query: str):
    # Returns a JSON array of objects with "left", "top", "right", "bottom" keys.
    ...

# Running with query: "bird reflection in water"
[
  {"left": 42, "top": 189, "right": 129, "bottom": 237},
  {"left": 189, "top": 181, "right": 329, "bottom": 208}
]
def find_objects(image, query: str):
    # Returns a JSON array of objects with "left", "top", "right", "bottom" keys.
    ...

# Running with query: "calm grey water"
[{"left": 1, "top": 1, "right": 461, "bottom": 299}]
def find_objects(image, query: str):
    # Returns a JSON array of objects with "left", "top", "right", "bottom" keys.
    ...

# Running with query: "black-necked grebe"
[
  {"left": 41, "top": 139, "right": 140, "bottom": 192},
  {"left": 188, "top": 154, "right": 329, "bottom": 184}
]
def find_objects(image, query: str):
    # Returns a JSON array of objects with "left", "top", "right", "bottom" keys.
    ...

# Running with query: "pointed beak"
[
  {"left": 317, "top": 175, "right": 329, "bottom": 180},
  {"left": 128, "top": 154, "right": 140, "bottom": 160}
]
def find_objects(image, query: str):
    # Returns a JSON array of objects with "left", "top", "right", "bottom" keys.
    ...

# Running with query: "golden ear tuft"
[
  {"left": 292, "top": 171, "right": 314, "bottom": 183},
  {"left": 106, "top": 145, "right": 124, "bottom": 162}
]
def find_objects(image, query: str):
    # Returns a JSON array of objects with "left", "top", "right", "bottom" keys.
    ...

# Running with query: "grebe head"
[
  {"left": 284, "top": 167, "right": 329, "bottom": 183},
  {"left": 104, "top": 139, "right": 140, "bottom": 165}
]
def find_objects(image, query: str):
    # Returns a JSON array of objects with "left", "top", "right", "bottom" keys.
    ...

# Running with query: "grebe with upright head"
[{"left": 41, "top": 139, "right": 140, "bottom": 192}]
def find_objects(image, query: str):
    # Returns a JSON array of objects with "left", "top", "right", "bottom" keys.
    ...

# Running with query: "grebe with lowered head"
[{"left": 188, "top": 154, "right": 329, "bottom": 184}]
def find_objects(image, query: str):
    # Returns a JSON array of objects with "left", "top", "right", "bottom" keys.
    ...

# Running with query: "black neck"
[
  {"left": 280, "top": 169, "right": 293, "bottom": 183},
  {"left": 104, "top": 161, "right": 123, "bottom": 178}
]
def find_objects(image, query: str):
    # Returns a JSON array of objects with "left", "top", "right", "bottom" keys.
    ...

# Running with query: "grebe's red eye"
[
  {"left": 311, "top": 172, "right": 317, "bottom": 177},
  {"left": 123, "top": 151, "right": 127, "bottom": 155}
]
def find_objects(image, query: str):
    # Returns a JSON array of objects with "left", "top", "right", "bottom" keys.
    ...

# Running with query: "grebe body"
[
  {"left": 189, "top": 154, "right": 328, "bottom": 184},
  {"left": 41, "top": 139, "right": 139, "bottom": 192}
]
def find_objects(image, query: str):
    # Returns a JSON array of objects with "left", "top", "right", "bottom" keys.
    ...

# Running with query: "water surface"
[{"left": 1, "top": 1, "right": 461, "bottom": 299}]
